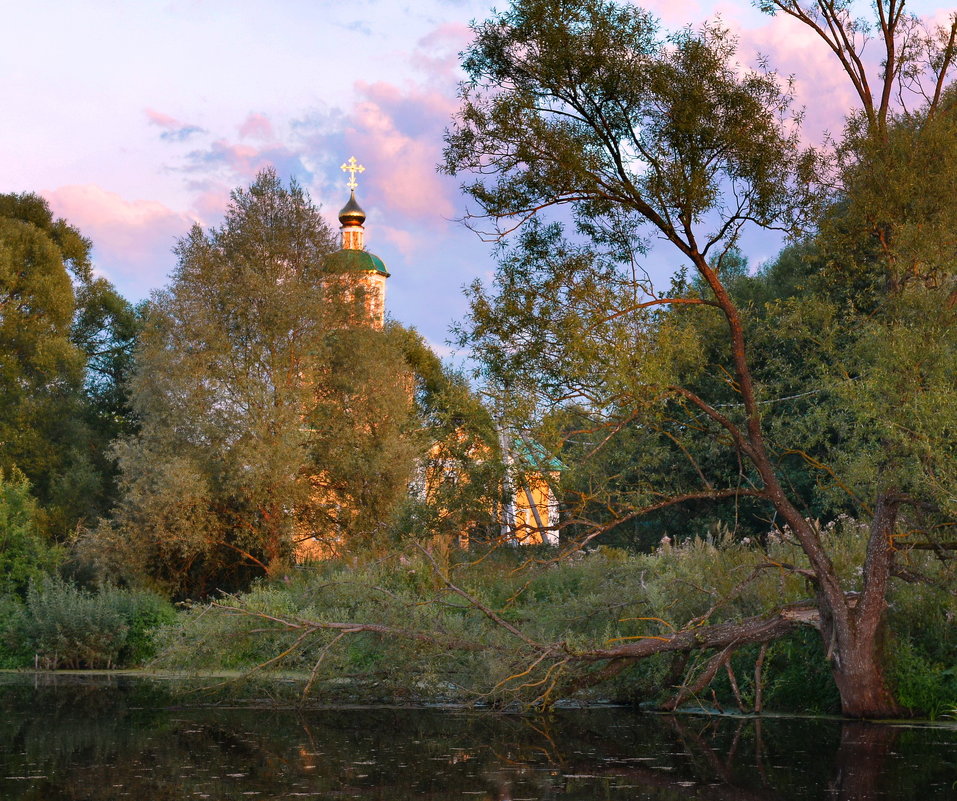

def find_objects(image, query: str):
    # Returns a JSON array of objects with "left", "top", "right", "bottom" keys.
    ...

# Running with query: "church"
[
  {"left": 294, "top": 158, "right": 560, "bottom": 562},
  {"left": 324, "top": 157, "right": 389, "bottom": 330}
]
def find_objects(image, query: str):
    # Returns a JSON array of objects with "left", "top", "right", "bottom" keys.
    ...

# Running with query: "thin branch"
[
  {"left": 415, "top": 542, "right": 549, "bottom": 650},
  {"left": 566, "top": 487, "right": 768, "bottom": 553},
  {"left": 209, "top": 602, "right": 495, "bottom": 653},
  {"left": 668, "top": 386, "right": 757, "bottom": 461},
  {"left": 302, "top": 632, "right": 346, "bottom": 699},
  {"left": 664, "top": 645, "right": 736, "bottom": 711},
  {"left": 593, "top": 296, "right": 720, "bottom": 327}
]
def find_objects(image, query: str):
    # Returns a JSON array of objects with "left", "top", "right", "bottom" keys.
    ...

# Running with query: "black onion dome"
[{"left": 338, "top": 191, "right": 366, "bottom": 226}]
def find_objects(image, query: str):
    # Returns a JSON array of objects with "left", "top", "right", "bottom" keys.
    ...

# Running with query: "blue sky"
[{"left": 1, "top": 0, "right": 952, "bottom": 357}]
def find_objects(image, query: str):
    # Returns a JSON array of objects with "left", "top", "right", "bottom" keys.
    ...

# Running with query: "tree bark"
[
  {"left": 825, "top": 494, "right": 903, "bottom": 717},
  {"left": 830, "top": 638, "right": 900, "bottom": 718}
]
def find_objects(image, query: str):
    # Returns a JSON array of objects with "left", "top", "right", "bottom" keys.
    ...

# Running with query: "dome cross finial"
[{"left": 340, "top": 156, "right": 365, "bottom": 191}]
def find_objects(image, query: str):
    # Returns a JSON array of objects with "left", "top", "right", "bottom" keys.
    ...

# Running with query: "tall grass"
[{"left": 156, "top": 523, "right": 957, "bottom": 715}]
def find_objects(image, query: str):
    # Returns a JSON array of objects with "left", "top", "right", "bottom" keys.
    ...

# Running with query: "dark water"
[{"left": 1, "top": 674, "right": 955, "bottom": 800}]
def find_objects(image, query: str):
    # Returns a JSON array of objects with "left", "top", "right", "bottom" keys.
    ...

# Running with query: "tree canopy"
[
  {"left": 88, "top": 170, "right": 447, "bottom": 596},
  {"left": 0, "top": 192, "right": 127, "bottom": 535},
  {"left": 443, "top": 0, "right": 957, "bottom": 717}
]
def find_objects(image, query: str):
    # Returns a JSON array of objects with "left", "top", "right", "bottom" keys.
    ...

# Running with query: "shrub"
[
  {"left": 884, "top": 561, "right": 957, "bottom": 717},
  {"left": 10, "top": 577, "right": 128, "bottom": 669},
  {"left": 760, "top": 630, "right": 842, "bottom": 714},
  {"left": 153, "top": 525, "right": 957, "bottom": 713},
  {"left": 154, "top": 543, "right": 821, "bottom": 706},
  {"left": 114, "top": 589, "right": 179, "bottom": 665},
  {"left": 886, "top": 637, "right": 957, "bottom": 718},
  {"left": 5, "top": 577, "right": 176, "bottom": 669},
  {"left": 0, "top": 594, "right": 28, "bottom": 668}
]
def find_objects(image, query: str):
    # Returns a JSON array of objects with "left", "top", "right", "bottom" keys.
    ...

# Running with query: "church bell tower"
[{"left": 330, "top": 156, "right": 389, "bottom": 328}]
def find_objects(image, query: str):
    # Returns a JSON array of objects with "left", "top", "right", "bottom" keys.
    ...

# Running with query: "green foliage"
[
  {"left": 443, "top": 0, "right": 827, "bottom": 548},
  {"left": 884, "top": 560, "right": 957, "bottom": 717},
  {"left": 0, "top": 192, "right": 91, "bottom": 279},
  {"left": 156, "top": 536, "right": 803, "bottom": 706},
  {"left": 70, "top": 278, "right": 144, "bottom": 511},
  {"left": 827, "top": 90, "right": 957, "bottom": 300},
  {"left": 442, "top": 0, "right": 954, "bottom": 720},
  {"left": 116, "top": 590, "right": 178, "bottom": 665},
  {"left": 0, "top": 595, "right": 26, "bottom": 668},
  {"left": 85, "top": 169, "right": 431, "bottom": 598},
  {"left": 761, "top": 630, "right": 842, "bottom": 714},
  {"left": 887, "top": 639, "right": 957, "bottom": 719},
  {"left": 1, "top": 577, "right": 175, "bottom": 669},
  {"left": 0, "top": 192, "right": 136, "bottom": 535},
  {"left": 303, "top": 322, "right": 423, "bottom": 556},
  {"left": 7, "top": 577, "right": 128, "bottom": 669},
  {"left": 445, "top": 0, "right": 817, "bottom": 241},
  {"left": 156, "top": 522, "right": 955, "bottom": 714},
  {"left": 710, "top": 102, "right": 957, "bottom": 535},
  {"left": 0, "top": 198, "right": 88, "bottom": 533},
  {"left": 0, "top": 467, "right": 61, "bottom": 597}
]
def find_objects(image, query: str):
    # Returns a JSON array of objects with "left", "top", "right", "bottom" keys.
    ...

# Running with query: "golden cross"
[{"left": 340, "top": 156, "right": 365, "bottom": 191}]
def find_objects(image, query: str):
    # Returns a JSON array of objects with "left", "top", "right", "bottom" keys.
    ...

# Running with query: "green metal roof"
[
  {"left": 326, "top": 248, "right": 389, "bottom": 277},
  {"left": 514, "top": 437, "right": 564, "bottom": 472}
]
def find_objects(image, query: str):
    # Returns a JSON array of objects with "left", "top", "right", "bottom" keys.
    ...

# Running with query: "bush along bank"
[{"left": 0, "top": 577, "right": 176, "bottom": 669}]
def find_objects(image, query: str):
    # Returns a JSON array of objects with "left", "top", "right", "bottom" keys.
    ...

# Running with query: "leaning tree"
[{"left": 442, "top": 0, "right": 957, "bottom": 716}]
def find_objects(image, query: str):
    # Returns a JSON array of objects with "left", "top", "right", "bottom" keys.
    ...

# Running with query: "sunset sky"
[{"left": 1, "top": 0, "right": 950, "bottom": 356}]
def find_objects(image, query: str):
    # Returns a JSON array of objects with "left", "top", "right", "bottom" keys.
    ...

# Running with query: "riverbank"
[
  {"left": 3, "top": 540, "right": 955, "bottom": 718},
  {"left": 3, "top": 670, "right": 956, "bottom": 729}
]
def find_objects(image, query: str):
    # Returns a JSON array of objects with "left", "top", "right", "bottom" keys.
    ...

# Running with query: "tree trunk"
[
  {"left": 828, "top": 493, "right": 903, "bottom": 718},
  {"left": 830, "top": 631, "right": 901, "bottom": 718},
  {"left": 690, "top": 248, "right": 903, "bottom": 718}
]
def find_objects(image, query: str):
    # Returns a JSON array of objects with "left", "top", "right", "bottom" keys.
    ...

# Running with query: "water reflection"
[{"left": 0, "top": 674, "right": 954, "bottom": 800}]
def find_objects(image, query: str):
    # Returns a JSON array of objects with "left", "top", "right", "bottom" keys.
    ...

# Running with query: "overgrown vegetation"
[
  {"left": 157, "top": 524, "right": 956, "bottom": 716},
  {"left": 0, "top": 468, "right": 62, "bottom": 598},
  {"left": 442, "top": 0, "right": 957, "bottom": 717}
]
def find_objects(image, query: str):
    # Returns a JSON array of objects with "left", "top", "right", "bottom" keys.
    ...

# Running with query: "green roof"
[
  {"left": 326, "top": 248, "right": 389, "bottom": 277},
  {"left": 514, "top": 437, "right": 564, "bottom": 472}
]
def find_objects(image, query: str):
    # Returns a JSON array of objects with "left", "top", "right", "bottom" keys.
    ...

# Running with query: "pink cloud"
[
  {"left": 723, "top": 8, "right": 952, "bottom": 140},
  {"left": 736, "top": 15, "right": 858, "bottom": 141},
  {"left": 145, "top": 108, "right": 205, "bottom": 141},
  {"left": 238, "top": 112, "right": 275, "bottom": 141},
  {"left": 643, "top": 0, "right": 708, "bottom": 26},
  {"left": 743, "top": 22, "right": 865, "bottom": 143},
  {"left": 929, "top": 8, "right": 957, "bottom": 27},
  {"left": 411, "top": 22, "right": 473, "bottom": 85},
  {"left": 334, "top": 80, "right": 459, "bottom": 228},
  {"left": 186, "top": 181, "right": 232, "bottom": 223},
  {"left": 378, "top": 224, "right": 419, "bottom": 260},
  {"left": 145, "top": 108, "right": 181, "bottom": 129},
  {"left": 43, "top": 184, "right": 195, "bottom": 295}
]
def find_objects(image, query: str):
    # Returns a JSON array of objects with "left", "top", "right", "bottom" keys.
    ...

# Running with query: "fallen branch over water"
[{"left": 202, "top": 595, "right": 827, "bottom": 709}]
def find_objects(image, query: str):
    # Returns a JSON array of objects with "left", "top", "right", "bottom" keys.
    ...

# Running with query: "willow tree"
[
  {"left": 90, "top": 170, "right": 421, "bottom": 597},
  {"left": 443, "top": 0, "right": 956, "bottom": 716}
]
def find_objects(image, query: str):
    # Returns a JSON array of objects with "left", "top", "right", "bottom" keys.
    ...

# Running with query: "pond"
[{"left": 0, "top": 673, "right": 955, "bottom": 800}]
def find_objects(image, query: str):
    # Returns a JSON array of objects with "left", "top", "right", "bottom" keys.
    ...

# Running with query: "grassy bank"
[
  {"left": 4, "top": 527, "right": 955, "bottom": 717},
  {"left": 154, "top": 529, "right": 956, "bottom": 717}
]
